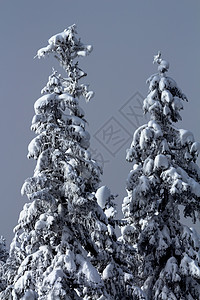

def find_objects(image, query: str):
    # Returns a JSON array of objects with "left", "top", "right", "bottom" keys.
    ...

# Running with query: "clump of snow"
[
  {"left": 180, "top": 254, "right": 200, "bottom": 278},
  {"left": 102, "top": 263, "right": 114, "bottom": 280},
  {"left": 148, "top": 120, "right": 163, "bottom": 138},
  {"left": 172, "top": 97, "right": 183, "bottom": 111},
  {"left": 45, "top": 268, "right": 66, "bottom": 285},
  {"left": 121, "top": 225, "right": 136, "bottom": 243},
  {"left": 161, "top": 90, "right": 173, "bottom": 104},
  {"left": 104, "top": 207, "right": 115, "bottom": 219},
  {"left": 143, "top": 158, "right": 154, "bottom": 175},
  {"left": 178, "top": 129, "right": 194, "bottom": 146},
  {"left": 14, "top": 271, "right": 33, "bottom": 294},
  {"left": 27, "top": 134, "right": 45, "bottom": 159},
  {"left": 190, "top": 142, "right": 200, "bottom": 156},
  {"left": 139, "top": 128, "right": 153, "bottom": 149},
  {"left": 158, "top": 60, "right": 169, "bottom": 73},
  {"left": 76, "top": 255, "right": 101, "bottom": 283},
  {"left": 34, "top": 94, "right": 56, "bottom": 114},
  {"left": 21, "top": 289, "right": 37, "bottom": 300},
  {"left": 163, "top": 257, "right": 180, "bottom": 282},
  {"left": 95, "top": 186, "right": 111, "bottom": 209},
  {"left": 154, "top": 154, "right": 169, "bottom": 170},
  {"left": 138, "top": 175, "right": 150, "bottom": 195}
]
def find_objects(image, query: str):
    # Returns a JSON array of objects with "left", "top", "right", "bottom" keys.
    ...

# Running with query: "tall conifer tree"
[
  {"left": 1, "top": 23, "right": 106, "bottom": 300},
  {"left": 1, "top": 25, "right": 144, "bottom": 300}
]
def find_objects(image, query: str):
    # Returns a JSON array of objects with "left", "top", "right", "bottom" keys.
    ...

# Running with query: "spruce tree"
[
  {"left": 122, "top": 52, "right": 200, "bottom": 300},
  {"left": 0, "top": 25, "right": 144, "bottom": 300},
  {"left": 1, "top": 24, "right": 106, "bottom": 300}
]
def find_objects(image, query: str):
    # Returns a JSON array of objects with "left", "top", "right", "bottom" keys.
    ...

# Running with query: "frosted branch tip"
[{"left": 153, "top": 51, "right": 169, "bottom": 74}]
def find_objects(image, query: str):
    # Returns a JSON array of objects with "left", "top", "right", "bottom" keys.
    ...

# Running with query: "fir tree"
[
  {"left": 0, "top": 25, "right": 106, "bottom": 300},
  {"left": 122, "top": 52, "right": 200, "bottom": 300},
  {"left": 0, "top": 25, "right": 144, "bottom": 300}
]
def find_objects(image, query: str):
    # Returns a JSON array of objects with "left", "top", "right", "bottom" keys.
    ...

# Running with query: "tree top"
[
  {"left": 35, "top": 24, "right": 94, "bottom": 101},
  {"left": 153, "top": 51, "right": 170, "bottom": 75}
]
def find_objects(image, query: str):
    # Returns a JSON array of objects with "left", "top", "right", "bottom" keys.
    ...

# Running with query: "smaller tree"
[{"left": 122, "top": 52, "right": 200, "bottom": 300}]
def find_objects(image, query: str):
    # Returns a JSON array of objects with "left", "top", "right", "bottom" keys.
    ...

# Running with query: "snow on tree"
[
  {"left": 0, "top": 25, "right": 144, "bottom": 300},
  {"left": 0, "top": 25, "right": 106, "bottom": 300},
  {"left": 96, "top": 186, "right": 118, "bottom": 226},
  {"left": 94, "top": 186, "right": 146, "bottom": 300},
  {"left": 0, "top": 236, "right": 8, "bottom": 264},
  {"left": 121, "top": 52, "right": 200, "bottom": 300}
]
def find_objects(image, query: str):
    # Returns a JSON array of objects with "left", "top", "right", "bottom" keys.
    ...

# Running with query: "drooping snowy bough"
[
  {"left": 0, "top": 25, "right": 143, "bottom": 300},
  {"left": 122, "top": 52, "right": 200, "bottom": 300}
]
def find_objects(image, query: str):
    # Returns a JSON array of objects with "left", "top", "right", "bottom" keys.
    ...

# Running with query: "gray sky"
[{"left": 0, "top": 0, "right": 199, "bottom": 245}]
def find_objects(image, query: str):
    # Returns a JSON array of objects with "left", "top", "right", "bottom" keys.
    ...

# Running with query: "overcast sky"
[{"left": 0, "top": 0, "right": 199, "bottom": 245}]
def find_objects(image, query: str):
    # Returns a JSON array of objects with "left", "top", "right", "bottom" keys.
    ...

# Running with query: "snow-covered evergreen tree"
[
  {"left": 0, "top": 25, "right": 144, "bottom": 300},
  {"left": 122, "top": 52, "right": 200, "bottom": 300},
  {"left": 1, "top": 24, "right": 105, "bottom": 300}
]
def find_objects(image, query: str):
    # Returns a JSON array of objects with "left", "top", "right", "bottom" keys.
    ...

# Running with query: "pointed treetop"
[
  {"left": 153, "top": 51, "right": 169, "bottom": 75},
  {"left": 36, "top": 24, "right": 93, "bottom": 65},
  {"left": 35, "top": 24, "right": 94, "bottom": 101},
  {"left": 143, "top": 51, "right": 188, "bottom": 122}
]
